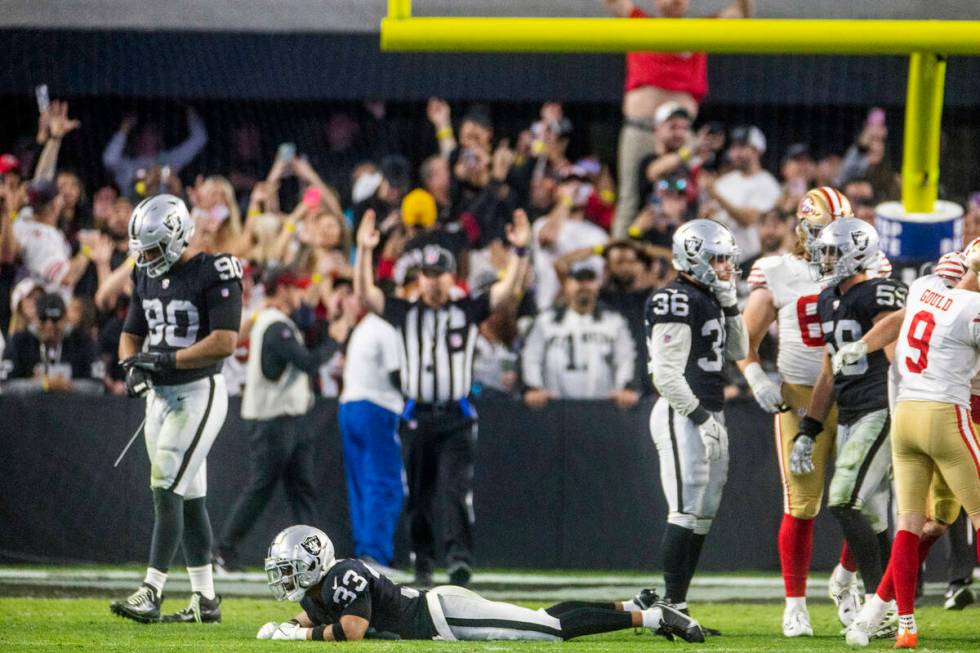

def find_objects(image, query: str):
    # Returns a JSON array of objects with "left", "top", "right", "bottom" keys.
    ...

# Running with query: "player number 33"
[{"left": 332, "top": 570, "right": 367, "bottom": 606}]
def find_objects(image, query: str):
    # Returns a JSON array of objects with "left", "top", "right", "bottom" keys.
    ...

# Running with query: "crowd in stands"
[{"left": 6, "top": 90, "right": 968, "bottom": 406}]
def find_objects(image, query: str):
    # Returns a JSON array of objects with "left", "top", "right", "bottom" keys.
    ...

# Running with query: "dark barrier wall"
[{"left": 0, "top": 394, "right": 864, "bottom": 572}]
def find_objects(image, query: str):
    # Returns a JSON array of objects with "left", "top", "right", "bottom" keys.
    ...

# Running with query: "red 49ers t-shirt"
[{"left": 625, "top": 8, "right": 707, "bottom": 102}]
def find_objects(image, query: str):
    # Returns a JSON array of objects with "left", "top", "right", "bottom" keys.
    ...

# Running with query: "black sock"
[
  {"left": 545, "top": 601, "right": 618, "bottom": 618},
  {"left": 680, "top": 532, "right": 706, "bottom": 602},
  {"left": 558, "top": 608, "right": 634, "bottom": 640},
  {"left": 876, "top": 529, "right": 891, "bottom": 574},
  {"left": 149, "top": 488, "right": 184, "bottom": 572},
  {"left": 181, "top": 497, "right": 213, "bottom": 568},
  {"left": 661, "top": 523, "right": 693, "bottom": 604},
  {"left": 830, "top": 506, "right": 883, "bottom": 593}
]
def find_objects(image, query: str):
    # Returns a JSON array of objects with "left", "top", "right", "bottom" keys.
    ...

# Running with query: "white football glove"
[
  {"left": 832, "top": 340, "right": 868, "bottom": 375},
  {"left": 743, "top": 362, "right": 788, "bottom": 414},
  {"left": 272, "top": 622, "right": 309, "bottom": 640},
  {"left": 789, "top": 435, "right": 815, "bottom": 475},
  {"left": 697, "top": 416, "right": 726, "bottom": 461},
  {"left": 712, "top": 280, "right": 738, "bottom": 308},
  {"left": 257, "top": 622, "right": 279, "bottom": 640}
]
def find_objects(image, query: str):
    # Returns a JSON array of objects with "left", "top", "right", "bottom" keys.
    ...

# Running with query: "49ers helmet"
[{"left": 796, "top": 186, "right": 853, "bottom": 260}]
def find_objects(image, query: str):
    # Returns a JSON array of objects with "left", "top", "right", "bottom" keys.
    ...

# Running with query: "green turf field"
[{"left": 0, "top": 598, "right": 977, "bottom": 652}]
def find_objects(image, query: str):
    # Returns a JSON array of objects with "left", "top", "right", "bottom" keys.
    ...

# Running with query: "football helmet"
[
  {"left": 933, "top": 251, "right": 967, "bottom": 288},
  {"left": 264, "top": 525, "right": 335, "bottom": 601},
  {"left": 796, "top": 187, "right": 853, "bottom": 260},
  {"left": 671, "top": 219, "right": 740, "bottom": 288},
  {"left": 810, "top": 217, "right": 880, "bottom": 287},
  {"left": 128, "top": 194, "right": 194, "bottom": 278}
]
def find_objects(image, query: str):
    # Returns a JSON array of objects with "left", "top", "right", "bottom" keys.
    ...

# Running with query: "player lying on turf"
[{"left": 256, "top": 525, "right": 704, "bottom": 643}]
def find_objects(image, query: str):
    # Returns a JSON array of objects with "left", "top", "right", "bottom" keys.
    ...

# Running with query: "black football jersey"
[
  {"left": 817, "top": 276, "right": 907, "bottom": 424},
  {"left": 299, "top": 559, "right": 434, "bottom": 640},
  {"left": 122, "top": 252, "right": 243, "bottom": 386},
  {"left": 645, "top": 276, "right": 727, "bottom": 412}
]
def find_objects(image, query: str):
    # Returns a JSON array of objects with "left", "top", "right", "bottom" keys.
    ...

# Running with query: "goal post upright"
[{"left": 381, "top": 3, "right": 978, "bottom": 225}]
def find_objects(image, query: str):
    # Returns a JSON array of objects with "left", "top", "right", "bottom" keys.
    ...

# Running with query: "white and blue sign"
[{"left": 875, "top": 200, "right": 963, "bottom": 264}]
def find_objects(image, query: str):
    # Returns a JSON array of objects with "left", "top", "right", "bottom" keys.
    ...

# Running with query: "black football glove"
[
  {"left": 121, "top": 351, "right": 177, "bottom": 373},
  {"left": 125, "top": 365, "right": 153, "bottom": 398}
]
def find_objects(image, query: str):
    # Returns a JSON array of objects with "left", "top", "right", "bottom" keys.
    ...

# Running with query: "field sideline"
[{"left": 0, "top": 567, "right": 977, "bottom": 652}]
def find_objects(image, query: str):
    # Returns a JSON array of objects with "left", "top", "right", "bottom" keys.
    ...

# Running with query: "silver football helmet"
[
  {"left": 671, "top": 219, "right": 740, "bottom": 288},
  {"left": 264, "top": 525, "right": 336, "bottom": 602},
  {"left": 128, "top": 194, "right": 194, "bottom": 278},
  {"left": 810, "top": 217, "right": 880, "bottom": 287}
]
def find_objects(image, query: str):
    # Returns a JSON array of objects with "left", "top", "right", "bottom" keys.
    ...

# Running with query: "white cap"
[
  {"left": 731, "top": 125, "right": 767, "bottom": 154},
  {"left": 654, "top": 101, "right": 693, "bottom": 128}
]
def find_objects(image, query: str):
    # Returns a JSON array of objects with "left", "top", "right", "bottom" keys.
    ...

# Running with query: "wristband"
[
  {"left": 688, "top": 405, "right": 711, "bottom": 425},
  {"left": 285, "top": 220, "right": 297, "bottom": 234},
  {"left": 722, "top": 305, "right": 740, "bottom": 317},
  {"left": 80, "top": 244, "right": 93, "bottom": 259},
  {"left": 513, "top": 246, "right": 528, "bottom": 258},
  {"left": 9, "top": 210, "right": 18, "bottom": 221},
  {"left": 41, "top": 377, "right": 50, "bottom": 392},
  {"left": 247, "top": 207, "right": 262, "bottom": 218},
  {"left": 797, "top": 416, "right": 823, "bottom": 440},
  {"left": 332, "top": 623, "right": 347, "bottom": 641},
  {"left": 435, "top": 126, "right": 453, "bottom": 140},
  {"left": 592, "top": 244, "right": 605, "bottom": 256},
  {"left": 560, "top": 196, "right": 573, "bottom": 209},
  {"left": 678, "top": 146, "right": 692, "bottom": 162},
  {"left": 311, "top": 625, "right": 326, "bottom": 641},
  {"left": 627, "top": 226, "right": 643, "bottom": 239},
  {"left": 127, "top": 256, "right": 137, "bottom": 269},
  {"left": 600, "top": 189, "right": 616, "bottom": 204}
]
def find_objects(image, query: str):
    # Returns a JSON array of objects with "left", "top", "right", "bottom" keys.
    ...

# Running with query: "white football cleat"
[
  {"left": 782, "top": 604, "right": 813, "bottom": 638},
  {"left": 872, "top": 602, "right": 898, "bottom": 639},
  {"left": 845, "top": 619, "right": 875, "bottom": 648},
  {"left": 829, "top": 565, "right": 862, "bottom": 626}
]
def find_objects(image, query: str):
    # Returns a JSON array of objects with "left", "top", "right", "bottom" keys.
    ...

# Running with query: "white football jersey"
[
  {"left": 747, "top": 251, "right": 891, "bottom": 386},
  {"left": 895, "top": 274, "right": 980, "bottom": 408}
]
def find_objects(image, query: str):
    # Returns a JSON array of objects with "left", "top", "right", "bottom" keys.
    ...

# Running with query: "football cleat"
[
  {"left": 651, "top": 602, "right": 705, "bottom": 643},
  {"left": 943, "top": 582, "right": 975, "bottom": 610},
  {"left": 448, "top": 562, "right": 472, "bottom": 587},
  {"left": 161, "top": 592, "right": 221, "bottom": 623},
  {"left": 632, "top": 588, "right": 660, "bottom": 610},
  {"left": 894, "top": 627, "right": 918, "bottom": 649},
  {"left": 110, "top": 583, "right": 162, "bottom": 623},
  {"left": 873, "top": 605, "right": 898, "bottom": 639},
  {"left": 845, "top": 618, "right": 875, "bottom": 648},
  {"left": 829, "top": 565, "right": 863, "bottom": 626},
  {"left": 782, "top": 604, "right": 813, "bottom": 638}
]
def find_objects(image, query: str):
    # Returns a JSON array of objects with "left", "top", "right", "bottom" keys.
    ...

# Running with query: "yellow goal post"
[{"left": 381, "top": 0, "right": 980, "bottom": 215}]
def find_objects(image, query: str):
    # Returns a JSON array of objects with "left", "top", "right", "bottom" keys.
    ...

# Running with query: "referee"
[{"left": 353, "top": 208, "right": 530, "bottom": 587}]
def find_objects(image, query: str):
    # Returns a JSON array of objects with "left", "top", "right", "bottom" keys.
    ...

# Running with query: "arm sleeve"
[
  {"left": 520, "top": 315, "right": 547, "bottom": 390},
  {"left": 122, "top": 294, "right": 148, "bottom": 337},
  {"left": 159, "top": 109, "right": 208, "bottom": 171},
  {"left": 649, "top": 322, "right": 701, "bottom": 416},
  {"left": 724, "top": 314, "right": 749, "bottom": 361},
  {"left": 263, "top": 322, "right": 335, "bottom": 376},
  {"left": 204, "top": 281, "right": 243, "bottom": 332},
  {"left": 101, "top": 130, "right": 127, "bottom": 172},
  {"left": 612, "top": 315, "right": 637, "bottom": 390},
  {"left": 464, "top": 293, "right": 493, "bottom": 324}
]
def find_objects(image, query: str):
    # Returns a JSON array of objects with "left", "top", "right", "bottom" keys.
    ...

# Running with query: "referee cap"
[{"left": 419, "top": 245, "right": 456, "bottom": 276}]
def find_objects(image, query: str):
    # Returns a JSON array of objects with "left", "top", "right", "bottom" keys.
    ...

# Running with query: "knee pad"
[
  {"left": 667, "top": 512, "right": 698, "bottom": 530},
  {"left": 694, "top": 518, "right": 712, "bottom": 536}
]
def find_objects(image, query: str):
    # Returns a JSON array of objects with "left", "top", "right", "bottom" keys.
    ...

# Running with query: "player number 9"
[{"left": 215, "top": 256, "right": 243, "bottom": 281}]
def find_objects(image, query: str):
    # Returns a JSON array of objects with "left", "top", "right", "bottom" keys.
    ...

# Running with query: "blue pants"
[{"left": 338, "top": 401, "right": 404, "bottom": 565}]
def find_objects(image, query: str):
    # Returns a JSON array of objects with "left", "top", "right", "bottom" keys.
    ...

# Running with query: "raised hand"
[
  {"left": 506, "top": 209, "right": 531, "bottom": 249},
  {"left": 47, "top": 100, "right": 81, "bottom": 139},
  {"left": 356, "top": 209, "right": 381, "bottom": 250},
  {"left": 426, "top": 98, "right": 451, "bottom": 128}
]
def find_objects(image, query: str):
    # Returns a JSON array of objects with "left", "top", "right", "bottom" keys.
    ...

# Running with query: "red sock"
[
  {"left": 878, "top": 531, "right": 939, "bottom": 602},
  {"left": 891, "top": 530, "right": 921, "bottom": 615},
  {"left": 839, "top": 541, "right": 857, "bottom": 572},
  {"left": 778, "top": 514, "right": 814, "bottom": 597}
]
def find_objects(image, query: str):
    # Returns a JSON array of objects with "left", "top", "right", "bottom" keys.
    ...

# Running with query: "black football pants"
[
  {"left": 402, "top": 410, "right": 476, "bottom": 575},
  {"left": 218, "top": 415, "right": 317, "bottom": 558}
]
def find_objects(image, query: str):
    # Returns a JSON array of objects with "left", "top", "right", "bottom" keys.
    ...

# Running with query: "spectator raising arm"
[
  {"left": 33, "top": 100, "right": 80, "bottom": 184},
  {"left": 427, "top": 98, "right": 456, "bottom": 157},
  {"left": 488, "top": 209, "right": 531, "bottom": 310},
  {"left": 353, "top": 209, "right": 385, "bottom": 315},
  {"left": 158, "top": 108, "right": 208, "bottom": 171}
]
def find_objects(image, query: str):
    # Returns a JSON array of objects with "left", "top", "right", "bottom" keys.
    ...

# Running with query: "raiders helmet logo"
[
  {"left": 300, "top": 535, "right": 321, "bottom": 556},
  {"left": 162, "top": 279, "right": 170, "bottom": 289},
  {"left": 851, "top": 230, "right": 869, "bottom": 250},
  {"left": 163, "top": 212, "right": 180, "bottom": 232},
  {"left": 683, "top": 235, "right": 703, "bottom": 257}
]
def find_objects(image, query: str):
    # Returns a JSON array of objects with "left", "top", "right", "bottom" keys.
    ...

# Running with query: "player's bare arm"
[
  {"left": 172, "top": 329, "right": 238, "bottom": 369},
  {"left": 353, "top": 209, "right": 385, "bottom": 315},
  {"left": 119, "top": 331, "right": 144, "bottom": 361},
  {"left": 489, "top": 209, "right": 531, "bottom": 310}
]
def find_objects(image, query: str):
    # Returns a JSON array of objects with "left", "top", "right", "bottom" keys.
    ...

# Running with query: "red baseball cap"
[{"left": 0, "top": 153, "right": 21, "bottom": 176}]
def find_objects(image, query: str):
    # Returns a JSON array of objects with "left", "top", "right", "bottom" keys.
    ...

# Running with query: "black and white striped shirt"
[{"left": 382, "top": 294, "right": 491, "bottom": 404}]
